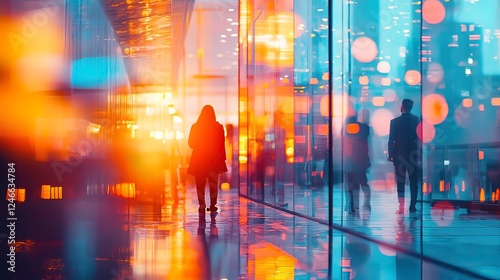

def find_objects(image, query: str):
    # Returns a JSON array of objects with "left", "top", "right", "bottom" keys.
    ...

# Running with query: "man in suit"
[{"left": 388, "top": 99, "right": 421, "bottom": 214}]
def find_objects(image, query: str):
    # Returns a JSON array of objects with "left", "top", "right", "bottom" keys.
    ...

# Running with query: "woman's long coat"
[{"left": 187, "top": 121, "right": 228, "bottom": 177}]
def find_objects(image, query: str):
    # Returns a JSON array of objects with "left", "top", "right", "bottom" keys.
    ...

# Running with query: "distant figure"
[
  {"left": 188, "top": 105, "right": 228, "bottom": 213},
  {"left": 343, "top": 114, "right": 371, "bottom": 214},
  {"left": 388, "top": 99, "right": 421, "bottom": 214}
]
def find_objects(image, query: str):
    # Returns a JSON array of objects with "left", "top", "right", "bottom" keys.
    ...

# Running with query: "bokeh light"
[
  {"left": 404, "top": 70, "right": 421, "bottom": 85},
  {"left": 372, "top": 96, "right": 385, "bottom": 107},
  {"left": 352, "top": 36, "right": 378, "bottom": 63},
  {"left": 381, "top": 77, "right": 391, "bottom": 86},
  {"left": 346, "top": 123, "right": 360, "bottom": 134},
  {"left": 377, "top": 61, "right": 391, "bottom": 73},
  {"left": 426, "top": 62, "right": 444, "bottom": 84},
  {"left": 359, "top": 76, "right": 369, "bottom": 85},
  {"left": 422, "top": 94, "right": 449, "bottom": 125},
  {"left": 417, "top": 121, "right": 436, "bottom": 143},
  {"left": 371, "top": 109, "right": 394, "bottom": 136},
  {"left": 462, "top": 98, "right": 473, "bottom": 108},
  {"left": 423, "top": 0, "right": 446, "bottom": 25}
]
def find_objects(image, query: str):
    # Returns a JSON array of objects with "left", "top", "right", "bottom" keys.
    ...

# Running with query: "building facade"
[{"left": 238, "top": 0, "right": 500, "bottom": 276}]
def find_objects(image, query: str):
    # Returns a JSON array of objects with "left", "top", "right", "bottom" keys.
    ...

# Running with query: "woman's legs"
[
  {"left": 195, "top": 176, "right": 207, "bottom": 212},
  {"left": 208, "top": 171, "right": 219, "bottom": 211}
]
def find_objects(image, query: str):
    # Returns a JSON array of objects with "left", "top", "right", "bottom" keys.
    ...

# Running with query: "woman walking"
[{"left": 187, "top": 105, "right": 228, "bottom": 213}]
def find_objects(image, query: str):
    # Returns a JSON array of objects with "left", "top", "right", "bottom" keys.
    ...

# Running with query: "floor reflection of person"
[
  {"left": 395, "top": 216, "right": 421, "bottom": 280},
  {"left": 343, "top": 114, "right": 372, "bottom": 214},
  {"left": 197, "top": 213, "right": 221, "bottom": 280},
  {"left": 388, "top": 99, "right": 421, "bottom": 214},
  {"left": 187, "top": 105, "right": 228, "bottom": 213}
]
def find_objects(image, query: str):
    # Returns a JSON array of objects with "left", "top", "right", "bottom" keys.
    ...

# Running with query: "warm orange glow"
[
  {"left": 6, "top": 188, "right": 26, "bottom": 203},
  {"left": 480, "top": 188, "right": 485, "bottom": 202},
  {"left": 462, "top": 98, "right": 473, "bottom": 108},
  {"left": 253, "top": 11, "right": 302, "bottom": 67},
  {"left": 478, "top": 150, "right": 484, "bottom": 160},
  {"left": 295, "top": 96, "right": 310, "bottom": 114},
  {"left": 309, "top": 77, "right": 319, "bottom": 84},
  {"left": 239, "top": 155, "right": 248, "bottom": 164},
  {"left": 41, "top": 185, "right": 62, "bottom": 199},
  {"left": 422, "top": 94, "right": 449, "bottom": 125},
  {"left": 372, "top": 96, "right": 385, "bottom": 107},
  {"left": 249, "top": 242, "right": 296, "bottom": 280},
  {"left": 359, "top": 76, "right": 369, "bottom": 85},
  {"left": 439, "top": 180, "right": 445, "bottom": 192},
  {"left": 492, "top": 192, "right": 496, "bottom": 203},
  {"left": 17, "top": 189, "right": 26, "bottom": 202},
  {"left": 423, "top": 0, "right": 446, "bottom": 24},
  {"left": 417, "top": 121, "right": 435, "bottom": 143},
  {"left": 352, "top": 36, "right": 378, "bottom": 63},
  {"left": 497, "top": 189, "right": 500, "bottom": 202},
  {"left": 221, "top": 182, "right": 230, "bottom": 190},
  {"left": 423, "top": 182, "right": 428, "bottom": 193},
  {"left": 41, "top": 185, "right": 51, "bottom": 199},
  {"left": 322, "top": 72, "right": 329, "bottom": 80},
  {"left": 479, "top": 104, "right": 485, "bottom": 111},
  {"left": 346, "top": 123, "right": 360, "bottom": 134},
  {"left": 285, "top": 139, "right": 294, "bottom": 163},
  {"left": 239, "top": 135, "right": 248, "bottom": 164},
  {"left": 491, "top": 97, "right": 500, "bottom": 106},
  {"left": 118, "top": 183, "right": 136, "bottom": 198},
  {"left": 462, "top": 181, "right": 466, "bottom": 192},
  {"left": 404, "top": 70, "right": 421, "bottom": 85},
  {"left": 316, "top": 124, "right": 329, "bottom": 135}
]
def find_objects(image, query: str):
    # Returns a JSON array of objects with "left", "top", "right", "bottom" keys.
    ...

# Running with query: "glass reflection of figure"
[
  {"left": 273, "top": 110, "right": 288, "bottom": 207},
  {"left": 395, "top": 216, "right": 421, "bottom": 280},
  {"left": 343, "top": 114, "right": 372, "bottom": 215}
]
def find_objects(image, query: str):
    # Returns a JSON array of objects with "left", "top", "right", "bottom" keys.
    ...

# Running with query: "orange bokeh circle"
[
  {"left": 417, "top": 121, "right": 435, "bottom": 143},
  {"left": 423, "top": 0, "right": 446, "bottom": 25},
  {"left": 422, "top": 94, "right": 449, "bottom": 125},
  {"left": 352, "top": 37, "right": 378, "bottom": 63},
  {"left": 404, "top": 70, "right": 421, "bottom": 86}
]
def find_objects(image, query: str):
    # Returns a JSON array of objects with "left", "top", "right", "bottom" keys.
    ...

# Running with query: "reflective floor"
[{"left": 3, "top": 180, "right": 500, "bottom": 279}]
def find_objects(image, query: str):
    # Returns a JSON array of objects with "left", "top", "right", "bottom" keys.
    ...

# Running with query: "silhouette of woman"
[{"left": 187, "top": 105, "right": 228, "bottom": 213}]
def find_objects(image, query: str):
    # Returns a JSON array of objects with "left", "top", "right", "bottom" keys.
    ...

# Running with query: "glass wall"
[{"left": 239, "top": 0, "right": 500, "bottom": 278}]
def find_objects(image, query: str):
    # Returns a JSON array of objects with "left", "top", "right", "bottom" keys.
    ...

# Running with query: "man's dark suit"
[{"left": 388, "top": 112, "right": 421, "bottom": 211}]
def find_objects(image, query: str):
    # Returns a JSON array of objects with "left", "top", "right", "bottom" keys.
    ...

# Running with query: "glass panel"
[{"left": 292, "top": 0, "right": 330, "bottom": 221}]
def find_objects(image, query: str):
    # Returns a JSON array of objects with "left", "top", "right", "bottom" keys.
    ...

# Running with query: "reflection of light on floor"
[
  {"left": 132, "top": 227, "right": 204, "bottom": 279},
  {"left": 249, "top": 242, "right": 296, "bottom": 279},
  {"left": 431, "top": 201, "right": 455, "bottom": 227}
]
